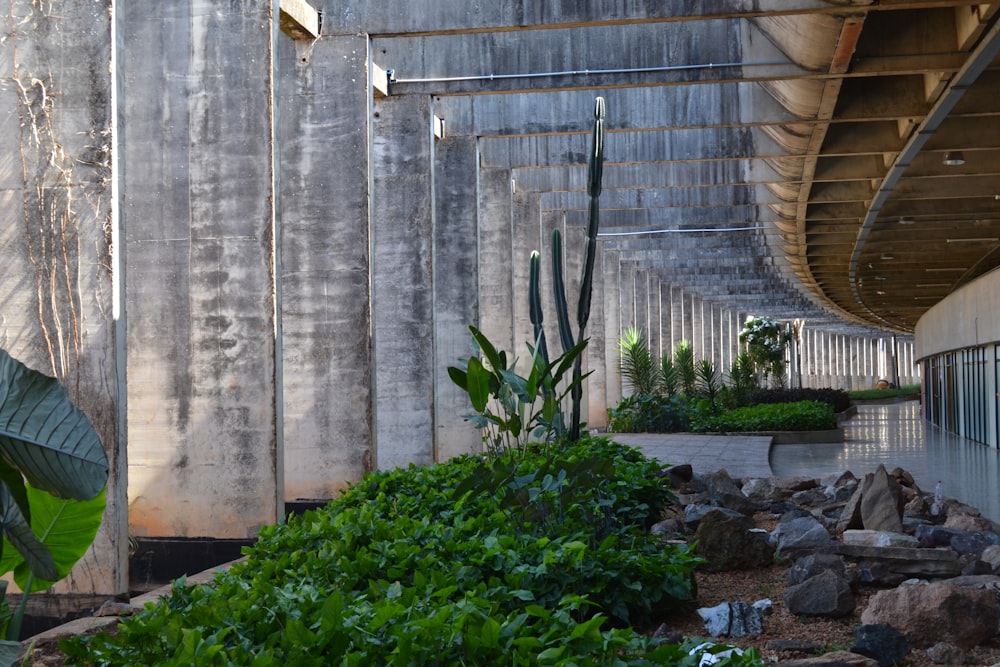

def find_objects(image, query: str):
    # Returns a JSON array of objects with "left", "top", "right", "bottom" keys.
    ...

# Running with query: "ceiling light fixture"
[
  {"left": 898, "top": 217, "right": 915, "bottom": 225},
  {"left": 881, "top": 254, "right": 895, "bottom": 260},
  {"left": 942, "top": 151, "right": 965, "bottom": 166}
]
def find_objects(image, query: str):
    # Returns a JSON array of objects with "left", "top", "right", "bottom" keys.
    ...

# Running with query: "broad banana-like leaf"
[
  {"left": 0, "top": 349, "right": 108, "bottom": 500},
  {"left": 0, "top": 483, "right": 56, "bottom": 581},
  {"left": 0, "top": 639, "right": 20, "bottom": 667},
  {"left": 0, "top": 482, "right": 105, "bottom": 592}
]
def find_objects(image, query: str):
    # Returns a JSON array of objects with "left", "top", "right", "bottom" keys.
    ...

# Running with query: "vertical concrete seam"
[{"left": 269, "top": 0, "right": 285, "bottom": 521}]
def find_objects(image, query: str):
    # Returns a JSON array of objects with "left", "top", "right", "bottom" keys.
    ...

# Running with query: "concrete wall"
[
  {"left": 0, "top": 0, "right": 937, "bottom": 599},
  {"left": 0, "top": 0, "right": 126, "bottom": 594},
  {"left": 124, "top": 2, "right": 281, "bottom": 538},
  {"left": 915, "top": 267, "right": 1000, "bottom": 360}
]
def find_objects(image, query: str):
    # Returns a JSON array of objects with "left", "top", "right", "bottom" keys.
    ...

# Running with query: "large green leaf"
[
  {"left": 0, "top": 349, "right": 108, "bottom": 500},
  {"left": 0, "top": 639, "right": 20, "bottom": 667},
  {"left": 0, "top": 483, "right": 106, "bottom": 592},
  {"left": 0, "top": 483, "right": 56, "bottom": 581}
]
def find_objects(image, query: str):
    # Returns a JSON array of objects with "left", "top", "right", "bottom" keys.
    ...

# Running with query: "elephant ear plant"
[{"left": 0, "top": 349, "right": 109, "bottom": 664}]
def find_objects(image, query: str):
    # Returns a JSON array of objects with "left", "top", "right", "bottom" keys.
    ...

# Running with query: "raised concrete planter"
[{"left": 756, "top": 428, "right": 845, "bottom": 445}]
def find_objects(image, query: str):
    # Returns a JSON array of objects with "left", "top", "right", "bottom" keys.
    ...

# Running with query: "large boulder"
[
  {"left": 693, "top": 509, "right": 774, "bottom": 572},
  {"left": 860, "top": 582, "right": 998, "bottom": 649},
  {"left": 783, "top": 569, "right": 855, "bottom": 618},
  {"left": 837, "top": 465, "right": 905, "bottom": 533},
  {"left": 858, "top": 465, "right": 905, "bottom": 532}
]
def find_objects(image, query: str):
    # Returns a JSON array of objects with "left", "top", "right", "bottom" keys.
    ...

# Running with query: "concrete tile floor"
[
  {"left": 614, "top": 401, "right": 1000, "bottom": 522},
  {"left": 772, "top": 401, "right": 1000, "bottom": 522}
]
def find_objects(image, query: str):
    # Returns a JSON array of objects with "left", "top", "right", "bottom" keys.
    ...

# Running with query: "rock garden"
[{"left": 658, "top": 461, "right": 1000, "bottom": 666}]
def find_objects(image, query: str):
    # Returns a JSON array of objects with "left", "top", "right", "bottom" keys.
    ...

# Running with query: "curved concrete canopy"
[{"left": 356, "top": 1, "right": 1000, "bottom": 335}]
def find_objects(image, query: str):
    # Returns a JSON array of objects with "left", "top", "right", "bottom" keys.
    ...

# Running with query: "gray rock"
[
  {"left": 741, "top": 477, "right": 778, "bottom": 503},
  {"left": 851, "top": 624, "right": 910, "bottom": 667},
  {"left": 765, "top": 638, "right": 821, "bottom": 654},
  {"left": 650, "top": 518, "right": 684, "bottom": 536},
  {"left": 832, "top": 543, "right": 963, "bottom": 581},
  {"left": 702, "top": 469, "right": 760, "bottom": 516},
  {"left": 791, "top": 488, "right": 828, "bottom": 507},
  {"left": 861, "top": 581, "right": 998, "bottom": 649},
  {"left": 925, "top": 642, "right": 966, "bottom": 664},
  {"left": 683, "top": 503, "right": 749, "bottom": 529},
  {"left": 770, "top": 651, "right": 879, "bottom": 667},
  {"left": 981, "top": 544, "right": 1000, "bottom": 573},
  {"left": 693, "top": 509, "right": 774, "bottom": 572},
  {"left": 788, "top": 552, "right": 846, "bottom": 586},
  {"left": 859, "top": 464, "right": 905, "bottom": 532},
  {"left": 783, "top": 569, "right": 855, "bottom": 618},
  {"left": 695, "top": 601, "right": 764, "bottom": 638},
  {"left": 771, "top": 514, "right": 833, "bottom": 559},
  {"left": 841, "top": 529, "right": 918, "bottom": 548}
]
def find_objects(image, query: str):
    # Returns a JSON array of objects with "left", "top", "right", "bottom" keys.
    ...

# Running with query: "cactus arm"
[
  {"left": 551, "top": 228, "right": 576, "bottom": 355},
  {"left": 576, "top": 96, "right": 605, "bottom": 336},
  {"left": 529, "top": 251, "right": 550, "bottom": 367}
]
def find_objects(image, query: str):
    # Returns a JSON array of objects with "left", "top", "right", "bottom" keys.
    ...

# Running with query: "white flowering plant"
[{"left": 739, "top": 316, "right": 792, "bottom": 388}]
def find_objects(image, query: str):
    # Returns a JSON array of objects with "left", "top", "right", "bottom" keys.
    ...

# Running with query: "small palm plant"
[
  {"left": 673, "top": 341, "right": 697, "bottom": 396},
  {"left": 618, "top": 327, "right": 659, "bottom": 396}
]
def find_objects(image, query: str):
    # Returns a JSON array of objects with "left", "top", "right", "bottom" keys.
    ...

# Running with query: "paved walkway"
[
  {"left": 613, "top": 400, "right": 1000, "bottom": 522},
  {"left": 612, "top": 432, "right": 773, "bottom": 479}
]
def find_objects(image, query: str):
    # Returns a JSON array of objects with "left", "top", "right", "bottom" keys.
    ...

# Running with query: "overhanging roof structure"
[{"left": 363, "top": 1, "right": 1000, "bottom": 336}]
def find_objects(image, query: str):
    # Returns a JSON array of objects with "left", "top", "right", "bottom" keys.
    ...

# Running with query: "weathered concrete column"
[
  {"left": 477, "top": 168, "right": 515, "bottom": 357},
  {"left": 511, "top": 190, "right": 541, "bottom": 366},
  {"left": 126, "top": 1, "right": 281, "bottom": 540},
  {"left": 602, "top": 249, "right": 622, "bottom": 412},
  {"left": 689, "top": 293, "right": 705, "bottom": 359},
  {"left": 669, "top": 285, "right": 685, "bottom": 351},
  {"left": 432, "top": 132, "right": 481, "bottom": 460},
  {"left": 647, "top": 275, "right": 662, "bottom": 359},
  {"left": 0, "top": 0, "right": 126, "bottom": 595},
  {"left": 619, "top": 261, "right": 637, "bottom": 338},
  {"left": 371, "top": 93, "right": 434, "bottom": 469},
  {"left": 586, "top": 242, "right": 610, "bottom": 430},
  {"left": 709, "top": 302, "right": 723, "bottom": 368},
  {"left": 660, "top": 285, "right": 674, "bottom": 359},
  {"left": 634, "top": 269, "right": 650, "bottom": 340},
  {"left": 278, "top": 34, "right": 374, "bottom": 500}
]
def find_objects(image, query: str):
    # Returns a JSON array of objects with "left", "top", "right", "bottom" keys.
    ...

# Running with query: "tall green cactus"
[{"left": 538, "top": 96, "right": 605, "bottom": 442}]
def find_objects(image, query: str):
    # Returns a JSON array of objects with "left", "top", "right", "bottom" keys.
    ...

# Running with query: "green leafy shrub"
[
  {"left": 691, "top": 400, "right": 836, "bottom": 433},
  {"left": 608, "top": 394, "right": 690, "bottom": 433},
  {"left": 62, "top": 438, "right": 715, "bottom": 666},
  {"left": 848, "top": 383, "right": 920, "bottom": 401},
  {"left": 748, "top": 387, "right": 851, "bottom": 414}
]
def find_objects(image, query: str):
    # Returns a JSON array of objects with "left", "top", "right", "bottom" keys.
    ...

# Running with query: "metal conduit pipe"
[
  {"left": 848, "top": 18, "right": 1000, "bottom": 329},
  {"left": 387, "top": 61, "right": 790, "bottom": 86},
  {"left": 597, "top": 225, "right": 763, "bottom": 237}
]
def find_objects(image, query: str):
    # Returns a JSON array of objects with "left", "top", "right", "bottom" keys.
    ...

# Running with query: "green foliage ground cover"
[
  {"left": 847, "top": 383, "right": 921, "bottom": 401},
  {"left": 62, "top": 437, "right": 763, "bottom": 666},
  {"left": 691, "top": 400, "right": 836, "bottom": 434}
]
